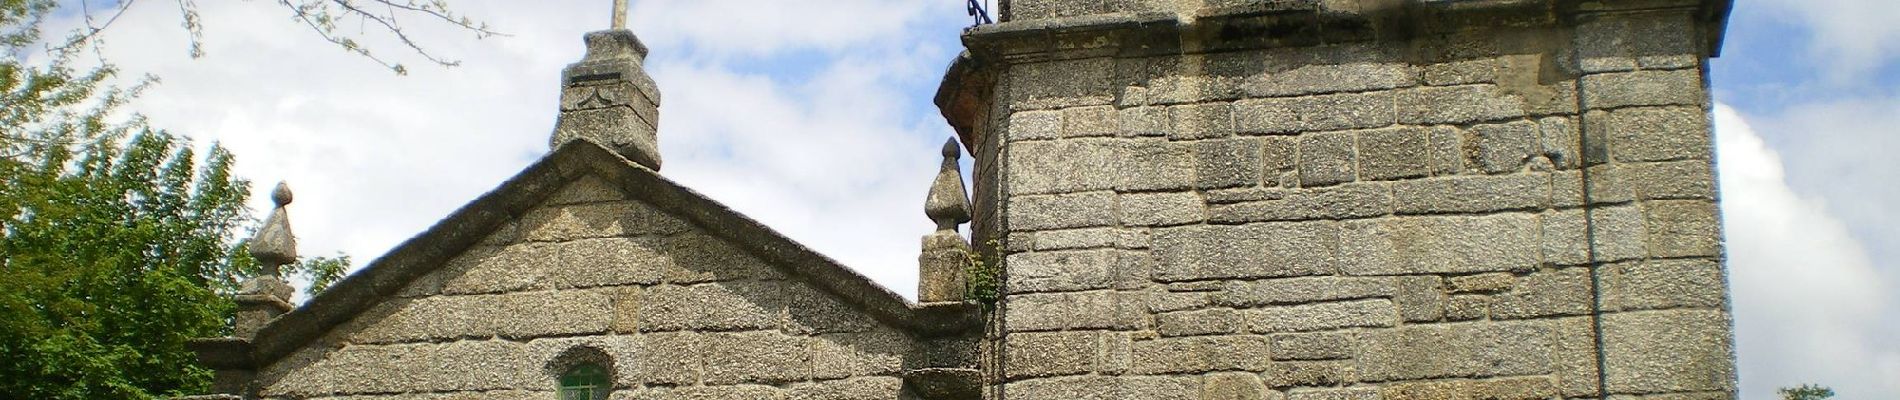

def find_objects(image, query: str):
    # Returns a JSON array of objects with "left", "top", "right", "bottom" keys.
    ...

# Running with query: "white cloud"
[
  {"left": 1755, "top": 0, "right": 1900, "bottom": 82},
  {"left": 1717, "top": 103, "right": 1900, "bottom": 398}
]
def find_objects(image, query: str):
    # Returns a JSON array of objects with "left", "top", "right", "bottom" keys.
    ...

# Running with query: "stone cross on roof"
[{"left": 612, "top": 0, "right": 628, "bottom": 29}]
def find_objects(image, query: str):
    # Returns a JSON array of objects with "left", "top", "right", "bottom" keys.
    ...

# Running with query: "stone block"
[
  {"left": 1490, "top": 267, "right": 1593, "bottom": 319},
  {"left": 1602, "top": 310, "right": 1735, "bottom": 393},
  {"left": 1339, "top": 214, "right": 1540, "bottom": 275},
  {"left": 1007, "top": 139, "right": 1121, "bottom": 195},
  {"left": 1131, "top": 335, "right": 1272, "bottom": 374},
  {"left": 1009, "top": 191, "right": 1119, "bottom": 230},
  {"left": 1121, "top": 376, "right": 1201, "bottom": 399},
  {"left": 1119, "top": 139, "right": 1197, "bottom": 191},
  {"left": 662, "top": 233, "right": 784, "bottom": 284},
  {"left": 1291, "top": 91, "right": 1398, "bottom": 132},
  {"left": 1606, "top": 106, "right": 1711, "bottom": 162},
  {"left": 1153, "top": 222, "right": 1339, "bottom": 281},
  {"left": 1243, "top": 299, "right": 1397, "bottom": 333},
  {"left": 639, "top": 282, "right": 780, "bottom": 332},
  {"left": 545, "top": 175, "right": 629, "bottom": 206},
  {"left": 1553, "top": 316, "right": 1603, "bottom": 397},
  {"left": 1005, "top": 249, "right": 1118, "bottom": 293},
  {"left": 1064, "top": 105, "right": 1121, "bottom": 138},
  {"left": 702, "top": 331, "right": 813, "bottom": 385},
  {"left": 1444, "top": 294, "right": 1490, "bottom": 321},
  {"left": 1007, "top": 57, "right": 1115, "bottom": 111},
  {"left": 636, "top": 332, "right": 703, "bottom": 386},
  {"left": 1398, "top": 85, "right": 1527, "bottom": 125},
  {"left": 809, "top": 331, "right": 908, "bottom": 379},
  {"left": 1645, "top": 200, "right": 1721, "bottom": 258},
  {"left": 349, "top": 290, "right": 615, "bottom": 344},
  {"left": 1214, "top": 276, "right": 1394, "bottom": 308},
  {"left": 1627, "top": 160, "right": 1717, "bottom": 200},
  {"left": 1147, "top": 291, "right": 1212, "bottom": 313},
  {"left": 1427, "top": 126, "right": 1466, "bottom": 176},
  {"left": 786, "top": 377, "right": 905, "bottom": 400},
  {"left": 1299, "top": 131, "right": 1358, "bottom": 187},
  {"left": 1263, "top": 136, "right": 1301, "bottom": 187},
  {"left": 549, "top": 237, "right": 666, "bottom": 289},
  {"left": 1007, "top": 331, "right": 1106, "bottom": 378},
  {"left": 1208, "top": 183, "right": 1391, "bottom": 223},
  {"left": 1602, "top": 259, "right": 1727, "bottom": 311},
  {"left": 1005, "top": 376, "right": 1123, "bottom": 400},
  {"left": 1031, "top": 227, "right": 1118, "bottom": 250},
  {"left": 1235, "top": 97, "right": 1303, "bottom": 135},
  {"left": 1551, "top": 165, "right": 1636, "bottom": 207},
  {"left": 1423, "top": 58, "right": 1498, "bottom": 86},
  {"left": 1357, "top": 127, "right": 1431, "bottom": 181},
  {"left": 1170, "top": 102, "right": 1238, "bottom": 140},
  {"left": 626, "top": 385, "right": 787, "bottom": 400},
  {"left": 1288, "top": 387, "right": 1378, "bottom": 400},
  {"left": 1203, "top": 371, "right": 1271, "bottom": 400},
  {"left": 1010, "top": 110, "right": 1063, "bottom": 141},
  {"left": 424, "top": 243, "right": 555, "bottom": 296},
  {"left": 1244, "top": 61, "right": 1417, "bottom": 97},
  {"left": 1466, "top": 120, "right": 1542, "bottom": 174},
  {"left": 1355, "top": 321, "right": 1555, "bottom": 382},
  {"left": 1121, "top": 106, "right": 1169, "bottom": 137},
  {"left": 1576, "top": 11, "right": 1700, "bottom": 73},
  {"left": 1392, "top": 174, "right": 1549, "bottom": 215},
  {"left": 1005, "top": 290, "right": 1121, "bottom": 332},
  {"left": 1263, "top": 360, "right": 1358, "bottom": 388},
  {"left": 1540, "top": 206, "right": 1647, "bottom": 265},
  {"left": 1156, "top": 308, "right": 1240, "bottom": 337},
  {"left": 1394, "top": 275, "right": 1446, "bottom": 322},
  {"left": 1581, "top": 69, "right": 1704, "bottom": 109},
  {"left": 1120, "top": 192, "right": 1205, "bottom": 226},
  {"left": 1538, "top": 116, "right": 1582, "bottom": 169},
  {"left": 1196, "top": 138, "right": 1264, "bottom": 189},
  {"left": 1271, "top": 332, "right": 1356, "bottom": 361},
  {"left": 520, "top": 200, "right": 691, "bottom": 242},
  {"left": 782, "top": 285, "right": 881, "bottom": 334}
]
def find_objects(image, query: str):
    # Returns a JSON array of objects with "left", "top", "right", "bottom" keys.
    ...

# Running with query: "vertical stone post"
[
  {"left": 552, "top": 29, "right": 663, "bottom": 170},
  {"left": 236, "top": 182, "right": 297, "bottom": 338},
  {"left": 920, "top": 138, "right": 974, "bottom": 304}
]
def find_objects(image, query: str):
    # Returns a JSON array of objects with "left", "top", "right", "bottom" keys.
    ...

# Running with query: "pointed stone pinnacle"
[
  {"left": 249, "top": 181, "right": 298, "bottom": 276},
  {"left": 924, "top": 138, "right": 972, "bottom": 231}
]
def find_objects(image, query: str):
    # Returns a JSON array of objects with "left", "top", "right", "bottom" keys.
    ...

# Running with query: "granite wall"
[{"left": 967, "top": 1, "right": 1735, "bottom": 398}]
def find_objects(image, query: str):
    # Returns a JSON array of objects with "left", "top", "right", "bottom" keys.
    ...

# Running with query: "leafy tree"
[{"left": 1780, "top": 384, "right": 1836, "bottom": 400}]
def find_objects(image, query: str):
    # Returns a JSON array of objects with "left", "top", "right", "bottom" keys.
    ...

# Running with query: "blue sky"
[{"left": 36, "top": 0, "right": 1900, "bottom": 398}]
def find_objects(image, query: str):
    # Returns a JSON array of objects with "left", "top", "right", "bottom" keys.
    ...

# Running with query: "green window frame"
[{"left": 558, "top": 363, "right": 609, "bottom": 400}]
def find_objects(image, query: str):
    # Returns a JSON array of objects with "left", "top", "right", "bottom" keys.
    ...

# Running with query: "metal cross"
[{"left": 611, "top": 0, "right": 628, "bottom": 29}]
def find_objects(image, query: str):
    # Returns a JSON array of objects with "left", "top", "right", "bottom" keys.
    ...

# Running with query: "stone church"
[{"left": 185, "top": 0, "right": 1739, "bottom": 398}]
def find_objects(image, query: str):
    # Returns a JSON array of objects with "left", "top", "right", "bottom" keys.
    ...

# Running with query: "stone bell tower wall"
[{"left": 944, "top": 0, "right": 1737, "bottom": 398}]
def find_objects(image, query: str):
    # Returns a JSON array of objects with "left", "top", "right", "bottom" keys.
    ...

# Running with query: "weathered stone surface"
[
  {"left": 1262, "top": 136, "right": 1301, "bottom": 187},
  {"left": 520, "top": 200, "right": 690, "bottom": 242},
  {"left": 702, "top": 331, "right": 812, "bottom": 385},
  {"left": 1203, "top": 371, "right": 1270, "bottom": 400},
  {"left": 1467, "top": 121, "right": 1542, "bottom": 174},
  {"left": 1009, "top": 110, "right": 1063, "bottom": 141},
  {"left": 1031, "top": 227, "right": 1118, "bottom": 250},
  {"left": 809, "top": 332, "right": 908, "bottom": 379},
  {"left": 1339, "top": 214, "right": 1540, "bottom": 275},
  {"left": 1006, "top": 249, "right": 1118, "bottom": 293},
  {"left": 1299, "top": 131, "right": 1357, "bottom": 187},
  {"left": 1007, "top": 331, "right": 1105, "bottom": 378},
  {"left": 1155, "top": 308, "right": 1239, "bottom": 337},
  {"left": 1245, "top": 62, "right": 1417, "bottom": 97},
  {"left": 1602, "top": 259, "right": 1726, "bottom": 312},
  {"left": 1447, "top": 272, "right": 1514, "bottom": 294},
  {"left": 262, "top": 341, "right": 538, "bottom": 396},
  {"left": 408, "top": 243, "right": 556, "bottom": 296},
  {"left": 1007, "top": 139, "right": 1121, "bottom": 194},
  {"left": 785, "top": 377, "right": 905, "bottom": 400},
  {"left": 1356, "top": 321, "right": 1555, "bottom": 382},
  {"left": 1119, "top": 139, "right": 1197, "bottom": 191},
  {"left": 663, "top": 233, "right": 785, "bottom": 284},
  {"left": 348, "top": 289, "right": 614, "bottom": 343},
  {"left": 1120, "top": 192, "right": 1204, "bottom": 226},
  {"left": 1263, "top": 360, "right": 1358, "bottom": 388},
  {"left": 1010, "top": 191, "right": 1119, "bottom": 230},
  {"left": 1581, "top": 69, "right": 1705, "bottom": 109},
  {"left": 640, "top": 282, "right": 780, "bottom": 332},
  {"left": 550, "top": 237, "right": 667, "bottom": 288},
  {"left": 1006, "top": 290, "right": 1121, "bottom": 331},
  {"left": 1626, "top": 160, "right": 1717, "bottom": 200},
  {"left": 1170, "top": 102, "right": 1237, "bottom": 140},
  {"left": 1398, "top": 85, "right": 1527, "bottom": 125},
  {"left": 1444, "top": 294, "right": 1490, "bottom": 321},
  {"left": 1537, "top": 116, "right": 1581, "bottom": 169},
  {"left": 545, "top": 175, "right": 629, "bottom": 206},
  {"left": 1153, "top": 222, "right": 1338, "bottom": 281},
  {"left": 1272, "top": 331, "right": 1356, "bottom": 361},
  {"left": 1196, "top": 138, "right": 1264, "bottom": 189},
  {"left": 1490, "top": 267, "right": 1593, "bottom": 319},
  {"left": 1393, "top": 275, "right": 1446, "bottom": 322},
  {"left": 1064, "top": 105, "right": 1122, "bottom": 138},
  {"left": 1146, "top": 291, "right": 1212, "bottom": 313},
  {"left": 623, "top": 385, "right": 787, "bottom": 400},
  {"left": 1602, "top": 310, "right": 1735, "bottom": 394},
  {"left": 1541, "top": 205, "right": 1647, "bottom": 265},
  {"left": 1235, "top": 97, "right": 1303, "bottom": 135},
  {"left": 1208, "top": 183, "right": 1391, "bottom": 223},
  {"left": 1215, "top": 276, "right": 1394, "bottom": 308},
  {"left": 1392, "top": 174, "right": 1549, "bottom": 214},
  {"left": 1131, "top": 335, "right": 1271, "bottom": 374},
  {"left": 1357, "top": 127, "right": 1430, "bottom": 181},
  {"left": 1121, "top": 106, "right": 1169, "bottom": 137},
  {"left": 1427, "top": 126, "right": 1466, "bottom": 176},
  {"left": 1645, "top": 200, "right": 1722, "bottom": 258},
  {"left": 1007, "top": 57, "right": 1115, "bottom": 110},
  {"left": 1423, "top": 58, "right": 1498, "bottom": 86},
  {"left": 1291, "top": 91, "right": 1398, "bottom": 132},
  {"left": 1288, "top": 387, "right": 1378, "bottom": 400},
  {"left": 1243, "top": 299, "right": 1398, "bottom": 333},
  {"left": 1605, "top": 106, "right": 1710, "bottom": 162}
]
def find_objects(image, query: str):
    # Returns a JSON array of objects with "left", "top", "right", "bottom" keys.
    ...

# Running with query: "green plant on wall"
[{"left": 964, "top": 240, "right": 1002, "bottom": 308}]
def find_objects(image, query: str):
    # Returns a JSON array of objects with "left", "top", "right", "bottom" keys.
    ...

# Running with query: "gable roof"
[{"left": 221, "top": 140, "right": 978, "bottom": 369}]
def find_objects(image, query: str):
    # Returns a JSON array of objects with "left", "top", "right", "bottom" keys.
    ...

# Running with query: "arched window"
[{"left": 558, "top": 363, "right": 610, "bottom": 400}]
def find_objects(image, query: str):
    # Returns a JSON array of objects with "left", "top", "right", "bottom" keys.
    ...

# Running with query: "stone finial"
[
  {"left": 249, "top": 182, "right": 297, "bottom": 276},
  {"left": 918, "top": 138, "right": 973, "bottom": 303},
  {"left": 924, "top": 138, "right": 972, "bottom": 231},
  {"left": 552, "top": 28, "right": 663, "bottom": 171}
]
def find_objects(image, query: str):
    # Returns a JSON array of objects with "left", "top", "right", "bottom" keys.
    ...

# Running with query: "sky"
[{"left": 33, "top": 0, "right": 1900, "bottom": 398}]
